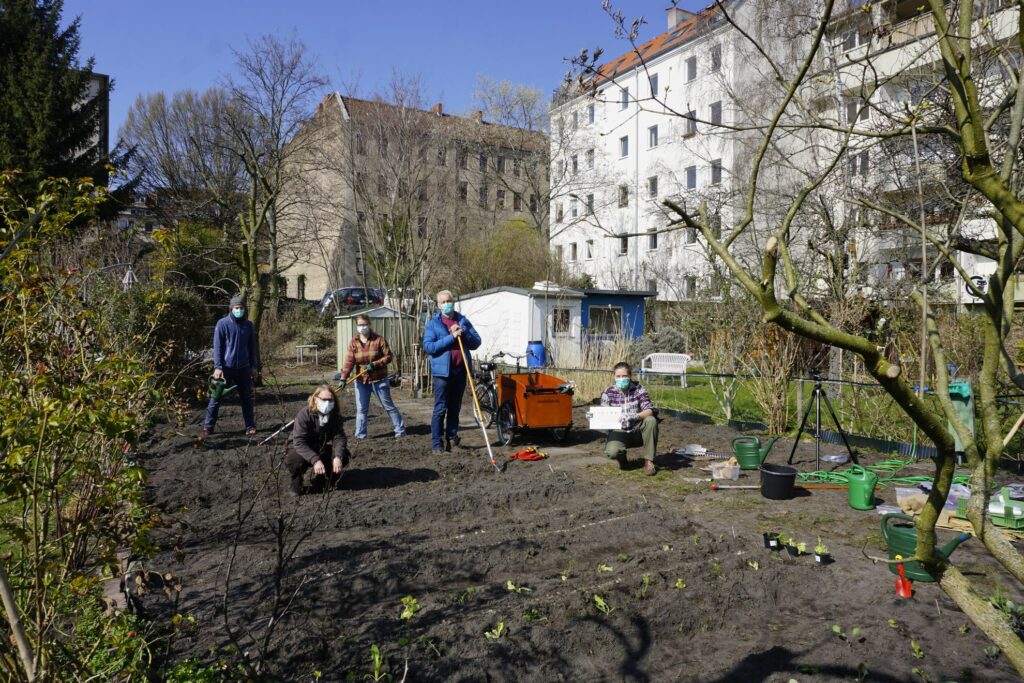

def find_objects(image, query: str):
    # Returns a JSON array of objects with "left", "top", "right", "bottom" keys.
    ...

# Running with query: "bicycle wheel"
[
  {"left": 472, "top": 383, "right": 496, "bottom": 428},
  {"left": 495, "top": 401, "right": 516, "bottom": 446}
]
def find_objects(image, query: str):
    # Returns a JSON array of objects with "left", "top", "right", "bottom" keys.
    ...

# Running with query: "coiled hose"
[{"left": 797, "top": 458, "right": 970, "bottom": 489}]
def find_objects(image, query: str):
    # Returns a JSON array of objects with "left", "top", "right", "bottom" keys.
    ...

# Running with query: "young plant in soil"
[
  {"left": 506, "top": 580, "right": 531, "bottom": 594},
  {"left": 560, "top": 559, "right": 574, "bottom": 582},
  {"left": 365, "top": 644, "right": 392, "bottom": 682},
  {"left": 484, "top": 621, "right": 506, "bottom": 640},
  {"left": 831, "top": 624, "right": 863, "bottom": 645},
  {"left": 814, "top": 537, "right": 832, "bottom": 564},
  {"left": 762, "top": 532, "right": 782, "bottom": 550},
  {"left": 399, "top": 596, "right": 420, "bottom": 620},
  {"left": 596, "top": 563, "right": 614, "bottom": 573},
  {"left": 523, "top": 607, "right": 547, "bottom": 623},
  {"left": 911, "top": 639, "right": 925, "bottom": 659},
  {"left": 674, "top": 578, "right": 687, "bottom": 590},
  {"left": 593, "top": 594, "right": 615, "bottom": 615},
  {"left": 638, "top": 574, "right": 652, "bottom": 599}
]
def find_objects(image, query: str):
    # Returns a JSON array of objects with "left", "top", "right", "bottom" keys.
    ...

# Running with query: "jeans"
[
  {"left": 353, "top": 379, "right": 406, "bottom": 438},
  {"left": 431, "top": 369, "right": 467, "bottom": 449},
  {"left": 605, "top": 415, "right": 659, "bottom": 462},
  {"left": 204, "top": 366, "right": 254, "bottom": 430}
]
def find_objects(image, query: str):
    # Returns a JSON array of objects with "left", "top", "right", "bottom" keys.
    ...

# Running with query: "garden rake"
[{"left": 458, "top": 334, "right": 501, "bottom": 473}]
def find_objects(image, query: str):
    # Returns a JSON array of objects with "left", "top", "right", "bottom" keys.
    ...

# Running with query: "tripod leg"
[
  {"left": 788, "top": 393, "right": 816, "bottom": 465},
  {"left": 820, "top": 391, "right": 859, "bottom": 465}
]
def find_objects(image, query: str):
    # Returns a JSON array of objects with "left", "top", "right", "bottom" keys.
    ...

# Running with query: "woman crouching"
[{"left": 284, "top": 385, "right": 351, "bottom": 496}]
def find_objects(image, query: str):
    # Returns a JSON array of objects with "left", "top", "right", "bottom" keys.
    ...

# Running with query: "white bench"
[{"left": 640, "top": 353, "right": 695, "bottom": 388}]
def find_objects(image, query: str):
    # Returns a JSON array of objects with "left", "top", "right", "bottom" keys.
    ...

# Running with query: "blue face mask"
[
  {"left": 441, "top": 303, "right": 455, "bottom": 315},
  {"left": 615, "top": 377, "right": 630, "bottom": 390},
  {"left": 232, "top": 307, "right": 245, "bottom": 319}
]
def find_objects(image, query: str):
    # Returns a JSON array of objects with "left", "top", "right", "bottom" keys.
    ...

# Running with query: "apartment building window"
[
  {"left": 355, "top": 172, "right": 367, "bottom": 192},
  {"left": 619, "top": 135, "right": 629, "bottom": 158},
  {"left": 479, "top": 185, "right": 489, "bottom": 206},
  {"left": 711, "top": 159, "right": 723, "bottom": 185},
  {"left": 571, "top": 154, "right": 578, "bottom": 174},
  {"left": 458, "top": 181, "right": 468, "bottom": 202},
  {"left": 556, "top": 204, "right": 564, "bottom": 223},
  {"left": 648, "top": 125, "right": 659, "bottom": 148},
  {"left": 618, "top": 184, "right": 629, "bottom": 208},
  {"left": 710, "top": 44, "right": 722, "bottom": 72},
  {"left": 648, "top": 228, "right": 658, "bottom": 250},
  {"left": 356, "top": 211, "right": 366, "bottom": 227},
  {"left": 849, "top": 149, "right": 870, "bottom": 176},
  {"left": 840, "top": 27, "right": 870, "bottom": 52},
  {"left": 496, "top": 189, "right": 506, "bottom": 208},
  {"left": 378, "top": 212, "right": 389, "bottom": 225},
  {"left": 479, "top": 153, "right": 487, "bottom": 171},
  {"left": 686, "top": 56, "right": 697, "bottom": 81},
  {"left": 647, "top": 175, "right": 658, "bottom": 198},
  {"left": 587, "top": 103, "right": 595, "bottom": 123},
  {"left": 513, "top": 192, "right": 522, "bottom": 211},
  {"left": 686, "top": 165, "right": 697, "bottom": 189},
  {"left": 513, "top": 157, "right": 521, "bottom": 176},
  {"left": 378, "top": 134, "right": 388, "bottom": 157},
  {"left": 570, "top": 197, "right": 578, "bottom": 219},
  {"left": 530, "top": 194, "right": 538, "bottom": 212},
  {"left": 618, "top": 235, "right": 629, "bottom": 255},
  {"left": 586, "top": 193, "right": 594, "bottom": 215},
  {"left": 585, "top": 239, "right": 594, "bottom": 260},
  {"left": 418, "top": 144, "right": 428, "bottom": 162},
  {"left": 710, "top": 101, "right": 722, "bottom": 126},
  {"left": 377, "top": 174, "right": 387, "bottom": 195},
  {"left": 497, "top": 155, "right": 506, "bottom": 173},
  {"left": 586, "top": 148, "right": 595, "bottom": 169},
  {"left": 571, "top": 111, "right": 579, "bottom": 130},
  {"left": 685, "top": 110, "right": 697, "bottom": 135},
  {"left": 355, "top": 132, "right": 366, "bottom": 155},
  {"left": 437, "top": 147, "right": 447, "bottom": 166},
  {"left": 569, "top": 242, "right": 578, "bottom": 262},
  {"left": 417, "top": 184, "right": 428, "bottom": 202},
  {"left": 620, "top": 87, "right": 630, "bottom": 109},
  {"left": 458, "top": 147, "right": 468, "bottom": 169},
  {"left": 555, "top": 244, "right": 564, "bottom": 261},
  {"left": 649, "top": 73, "right": 659, "bottom": 97},
  {"left": 684, "top": 227, "right": 697, "bottom": 244},
  {"left": 684, "top": 275, "right": 698, "bottom": 299},
  {"left": 846, "top": 98, "right": 869, "bottom": 124}
]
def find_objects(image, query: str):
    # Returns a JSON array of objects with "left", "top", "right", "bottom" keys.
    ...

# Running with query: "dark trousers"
[
  {"left": 284, "top": 448, "right": 349, "bottom": 494},
  {"left": 204, "top": 366, "right": 254, "bottom": 430},
  {"left": 431, "top": 369, "right": 467, "bottom": 449}
]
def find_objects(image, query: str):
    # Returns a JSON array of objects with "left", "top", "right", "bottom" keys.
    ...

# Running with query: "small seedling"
[
  {"left": 484, "top": 621, "right": 505, "bottom": 640},
  {"left": 596, "top": 563, "right": 614, "bottom": 573},
  {"left": 560, "top": 559, "right": 574, "bottom": 582},
  {"left": 593, "top": 594, "right": 614, "bottom": 615},
  {"left": 455, "top": 587, "right": 476, "bottom": 604},
  {"left": 814, "top": 537, "right": 828, "bottom": 555},
  {"left": 399, "top": 596, "right": 420, "bottom": 620},
  {"left": 831, "top": 624, "right": 862, "bottom": 644},
  {"left": 505, "top": 580, "right": 531, "bottom": 594},
  {"left": 417, "top": 636, "right": 442, "bottom": 658},
  {"left": 366, "top": 644, "right": 391, "bottom": 682},
  {"left": 887, "top": 618, "right": 898, "bottom": 629},
  {"left": 911, "top": 666, "right": 929, "bottom": 683},
  {"left": 661, "top": 544, "right": 672, "bottom": 552},
  {"left": 616, "top": 552, "right": 631, "bottom": 562},
  {"left": 798, "top": 664, "right": 818, "bottom": 675},
  {"left": 709, "top": 561, "right": 723, "bottom": 577},
  {"left": 911, "top": 639, "right": 924, "bottom": 659},
  {"left": 674, "top": 578, "right": 687, "bottom": 589},
  {"left": 523, "top": 607, "right": 547, "bottom": 622},
  {"left": 983, "top": 645, "right": 1000, "bottom": 659},
  {"left": 855, "top": 663, "right": 870, "bottom": 682},
  {"left": 958, "top": 622, "right": 970, "bottom": 634},
  {"left": 795, "top": 542, "right": 807, "bottom": 554},
  {"left": 692, "top": 534, "right": 702, "bottom": 545},
  {"left": 747, "top": 560, "right": 760, "bottom": 570},
  {"left": 638, "top": 574, "right": 652, "bottom": 598}
]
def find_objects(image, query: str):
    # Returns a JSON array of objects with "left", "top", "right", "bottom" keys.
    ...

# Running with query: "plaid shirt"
[
  {"left": 342, "top": 333, "right": 392, "bottom": 384},
  {"left": 600, "top": 381, "right": 657, "bottom": 433}
]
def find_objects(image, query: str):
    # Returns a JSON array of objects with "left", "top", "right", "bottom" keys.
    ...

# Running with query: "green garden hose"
[{"left": 797, "top": 459, "right": 969, "bottom": 489}]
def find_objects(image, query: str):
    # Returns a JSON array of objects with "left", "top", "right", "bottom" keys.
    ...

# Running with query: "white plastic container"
[{"left": 711, "top": 462, "right": 740, "bottom": 480}]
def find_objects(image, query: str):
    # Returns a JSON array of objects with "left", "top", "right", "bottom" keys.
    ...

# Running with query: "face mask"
[
  {"left": 357, "top": 325, "right": 369, "bottom": 335},
  {"left": 441, "top": 303, "right": 455, "bottom": 315},
  {"left": 232, "top": 308, "right": 245, "bottom": 319},
  {"left": 615, "top": 377, "right": 630, "bottom": 390},
  {"left": 315, "top": 398, "right": 334, "bottom": 414}
]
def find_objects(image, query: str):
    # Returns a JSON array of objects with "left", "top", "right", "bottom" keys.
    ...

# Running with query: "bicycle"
[{"left": 471, "top": 351, "right": 526, "bottom": 428}]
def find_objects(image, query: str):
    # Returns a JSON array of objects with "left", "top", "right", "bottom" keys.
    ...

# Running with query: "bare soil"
[{"left": 137, "top": 380, "right": 1024, "bottom": 682}]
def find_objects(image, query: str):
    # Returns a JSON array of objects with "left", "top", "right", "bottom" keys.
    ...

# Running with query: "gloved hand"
[
  {"left": 620, "top": 411, "right": 637, "bottom": 430},
  {"left": 363, "top": 362, "right": 374, "bottom": 372}
]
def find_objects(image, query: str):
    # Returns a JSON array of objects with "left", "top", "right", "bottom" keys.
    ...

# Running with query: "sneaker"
[
  {"left": 202, "top": 426, "right": 213, "bottom": 437},
  {"left": 245, "top": 426, "right": 257, "bottom": 436},
  {"left": 446, "top": 435, "right": 461, "bottom": 451},
  {"left": 643, "top": 460, "right": 657, "bottom": 476},
  {"left": 395, "top": 432, "right": 406, "bottom": 439}
]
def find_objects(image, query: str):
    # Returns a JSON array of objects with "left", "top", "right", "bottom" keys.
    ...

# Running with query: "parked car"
[{"left": 318, "top": 287, "right": 385, "bottom": 315}]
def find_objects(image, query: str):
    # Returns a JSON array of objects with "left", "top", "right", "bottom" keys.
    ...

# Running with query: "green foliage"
[
  {"left": 484, "top": 621, "right": 506, "bottom": 640},
  {"left": 399, "top": 595, "right": 420, "bottom": 620},
  {"left": 450, "top": 220, "right": 556, "bottom": 293},
  {"left": 592, "top": 594, "right": 614, "bottom": 615}
]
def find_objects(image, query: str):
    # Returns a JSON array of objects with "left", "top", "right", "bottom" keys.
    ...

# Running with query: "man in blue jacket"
[
  {"left": 422, "top": 289, "right": 481, "bottom": 453},
  {"left": 204, "top": 294, "right": 259, "bottom": 436}
]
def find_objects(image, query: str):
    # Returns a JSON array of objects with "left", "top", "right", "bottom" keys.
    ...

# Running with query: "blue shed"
[{"left": 576, "top": 288, "right": 655, "bottom": 341}]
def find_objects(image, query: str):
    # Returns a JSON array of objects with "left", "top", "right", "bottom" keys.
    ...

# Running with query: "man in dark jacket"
[
  {"left": 284, "top": 385, "right": 351, "bottom": 495},
  {"left": 422, "top": 289, "right": 481, "bottom": 453},
  {"left": 204, "top": 294, "right": 259, "bottom": 436}
]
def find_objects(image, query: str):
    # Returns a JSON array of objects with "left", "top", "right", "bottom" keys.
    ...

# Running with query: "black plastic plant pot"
[
  {"left": 786, "top": 545, "right": 803, "bottom": 557},
  {"left": 763, "top": 532, "right": 782, "bottom": 550},
  {"left": 814, "top": 553, "right": 833, "bottom": 565}
]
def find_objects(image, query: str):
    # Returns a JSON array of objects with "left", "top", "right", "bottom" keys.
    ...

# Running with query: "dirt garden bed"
[{"left": 137, "top": 378, "right": 1024, "bottom": 682}]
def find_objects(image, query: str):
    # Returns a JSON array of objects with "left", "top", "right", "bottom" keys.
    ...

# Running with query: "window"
[
  {"left": 849, "top": 149, "right": 870, "bottom": 176},
  {"left": 685, "top": 110, "right": 697, "bottom": 135},
  {"left": 585, "top": 239, "right": 594, "bottom": 260},
  {"left": 497, "top": 155, "right": 506, "bottom": 173},
  {"left": 648, "top": 228, "right": 658, "bottom": 250},
  {"left": 513, "top": 158, "right": 520, "bottom": 176},
  {"left": 710, "top": 101, "right": 722, "bottom": 126},
  {"left": 649, "top": 73, "right": 659, "bottom": 97},
  {"left": 686, "top": 165, "right": 697, "bottom": 189},
  {"left": 618, "top": 235, "right": 629, "bottom": 255},
  {"left": 477, "top": 153, "right": 489, "bottom": 171},
  {"left": 529, "top": 194, "right": 538, "bottom": 212},
  {"left": 378, "top": 134, "right": 388, "bottom": 157},
  {"left": 620, "top": 87, "right": 630, "bottom": 109},
  {"left": 590, "top": 306, "right": 623, "bottom": 334},
  {"left": 569, "top": 242, "right": 578, "bottom": 262},
  {"left": 619, "top": 135, "right": 629, "bottom": 158},
  {"left": 552, "top": 308, "right": 571, "bottom": 336},
  {"left": 479, "top": 185, "right": 488, "bottom": 206},
  {"left": 618, "top": 185, "right": 629, "bottom": 208},
  {"left": 513, "top": 192, "right": 522, "bottom": 211},
  {"left": 496, "top": 189, "right": 506, "bottom": 208},
  {"left": 556, "top": 204, "right": 564, "bottom": 223},
  {"left": 686, "top": 56, "right": 697, "bottom": 81},
  {"left": 377, "top": 174, "right": 387, "bottom": 195},
  {"left": 418, "top": 144, "right": 428, "bottom": 162},
  {"left": 587, "top": 103, "right": 595, "bottom": 123},
  {"left": 571, "top": 154, "right": 578, "bottom": 174},
  {"left": 570, "top": 197, "right": 578, "bottom": 219},
  {"left": 841, "top": 27, "right": 869, "bottom": 52},
  {"left": 647, "top": 175, "right": 658, "bottom": 198},
  {"left": 297, "top": 274, "right": 306, "bottom": 300},
  {"left": 557, "top": 160, "right": 565, "bottom": 178},
  {"left": 711, "top": 159, "right": 722, "bottom": 185},
  {"left": 555, "top": 244, "right": 564, "bottom": 261},
  {"left": 846, "top": 98, "right": 869, "bottom": 124},
  {"left": 458, "top": 181, "right": 468, "bottom": 202},
  {"left": 586, "top": 148, "right": 595, "bottom": 169},
  {"left": 458, "top": 147, "right": 468, "bottom": 168},
  {"left": 355, "top": 132, "right": 366, "bottom": 155},
  {"left": 684, "top": 275, "right": 698, "bottom": 300},
  {"left": 586, "top": 193, "right": 594, "bottom": 215},
  {"left": 417, "top": 184, "right": 427, "bottom": 202},
  {"left": 437, "top": 147, "right": 447, "bottom": 166},
  {"left": 571, "top": 111, "right": 578, "bottom": 130},
  {"left": 648, "top": 125, "right": 659, "bottom": 148},
  {"left": 684, "top": 227, "right": 697, "bottom": 244},
  {"left": 710, "top": 44, "right": 722, "bottom": 72}
]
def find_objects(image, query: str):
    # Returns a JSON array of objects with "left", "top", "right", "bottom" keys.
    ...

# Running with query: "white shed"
[{"left": 456, "top": 282, "right": 584, "bottom": 367}]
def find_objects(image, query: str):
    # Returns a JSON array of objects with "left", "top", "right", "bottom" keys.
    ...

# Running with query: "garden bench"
[
  {"left": 639, "top": 352, "right": 696, "bottom": 388},
  {"left": 296, "top": 344, "right": 319, "bottom": 366}
]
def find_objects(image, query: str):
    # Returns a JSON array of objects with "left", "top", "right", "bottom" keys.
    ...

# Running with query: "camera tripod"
[{"left": 787, "top": 376, "right": 859, "bottom": 470}]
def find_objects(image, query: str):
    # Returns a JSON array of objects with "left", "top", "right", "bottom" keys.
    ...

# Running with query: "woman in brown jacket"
[
  {"left": 284, "top": 385, "right": 351, "bottom": 496},
  {"left": 341, "top": 314, "right": 406, "bottom": 439}
]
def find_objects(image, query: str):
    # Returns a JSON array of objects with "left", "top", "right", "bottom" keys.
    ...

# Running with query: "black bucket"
[{"left": 759, "top": 463, "right": 797, "bottom": 500}]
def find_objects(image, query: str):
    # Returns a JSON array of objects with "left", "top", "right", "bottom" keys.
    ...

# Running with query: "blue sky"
[{"left": 62, "top": 0, "right": 706, "bottom": 142}]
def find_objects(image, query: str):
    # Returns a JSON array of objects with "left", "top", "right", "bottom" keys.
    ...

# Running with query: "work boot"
[
  {"left": 446, "top": 435, "right": 461, "bottom": 451},
  {"left": 643, "top": 460, "right": 657, "bottom": 477},
  {"left": 614, "top": 452, "right": 627, "bottom": 470}
]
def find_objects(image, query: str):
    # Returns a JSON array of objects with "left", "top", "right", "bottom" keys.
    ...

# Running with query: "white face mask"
[
  {"left": 357, "top": 325, "right": 369, "bottom": 335},
  {"left": 315, "top": 398, "right": 334, "bottom": 415}
]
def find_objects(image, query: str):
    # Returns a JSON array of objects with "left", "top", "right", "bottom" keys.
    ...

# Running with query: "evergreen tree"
[{"left": 0, "top": 0, "right": 107, "bottom": 191}]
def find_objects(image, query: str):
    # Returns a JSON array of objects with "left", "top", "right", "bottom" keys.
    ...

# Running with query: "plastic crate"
[{"left": 957, "top": 489, "right": 1024, "bottom": 529}]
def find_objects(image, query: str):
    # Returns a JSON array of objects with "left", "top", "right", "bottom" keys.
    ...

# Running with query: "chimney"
[
  {"left": 431, "top": 102, "right": 443, "bottom": 116},
  {"left": 666, "top": 5, "right": 695, "bottom": 30}
]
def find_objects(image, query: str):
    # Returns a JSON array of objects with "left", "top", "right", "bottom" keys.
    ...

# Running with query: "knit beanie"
[{"left": 230, "top": 294, "right": 246, "bottom": 311}]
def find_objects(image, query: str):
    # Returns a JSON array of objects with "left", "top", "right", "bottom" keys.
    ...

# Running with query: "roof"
[
  {"left": 576, "top": 288, "right": 657, "bottom": 299},
  {"left": 457, "top": 285, "right": 585, "bottom": 302},
  {"left": 334, "top": 305, "right": 414, "bottom": 320}
]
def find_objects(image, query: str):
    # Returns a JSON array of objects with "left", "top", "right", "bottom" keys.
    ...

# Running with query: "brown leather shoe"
[{"left": 643, "top": 460, "right": 657, "bottom": 476}]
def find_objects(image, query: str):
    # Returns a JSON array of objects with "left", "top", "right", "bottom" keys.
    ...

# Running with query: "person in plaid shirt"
[
  {"left": 600, "top": 361, "right": 659, "bottom": 476},
  {"left": 341, "top": 314, "right": 406, "bottom": 439}
]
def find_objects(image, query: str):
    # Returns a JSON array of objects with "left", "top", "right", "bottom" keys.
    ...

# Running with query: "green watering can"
[
  {"left": 731, "top": 435, "right": 780, "bottom": 470},
  {"left": 881, "top": 513, "right": 971, "bottom": 583},
  {"left": 208, "top": 376, "right": 237, "bottom": 401},
  {"left": 846, "top": 465, "right": 878, "bottom": 511}
]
